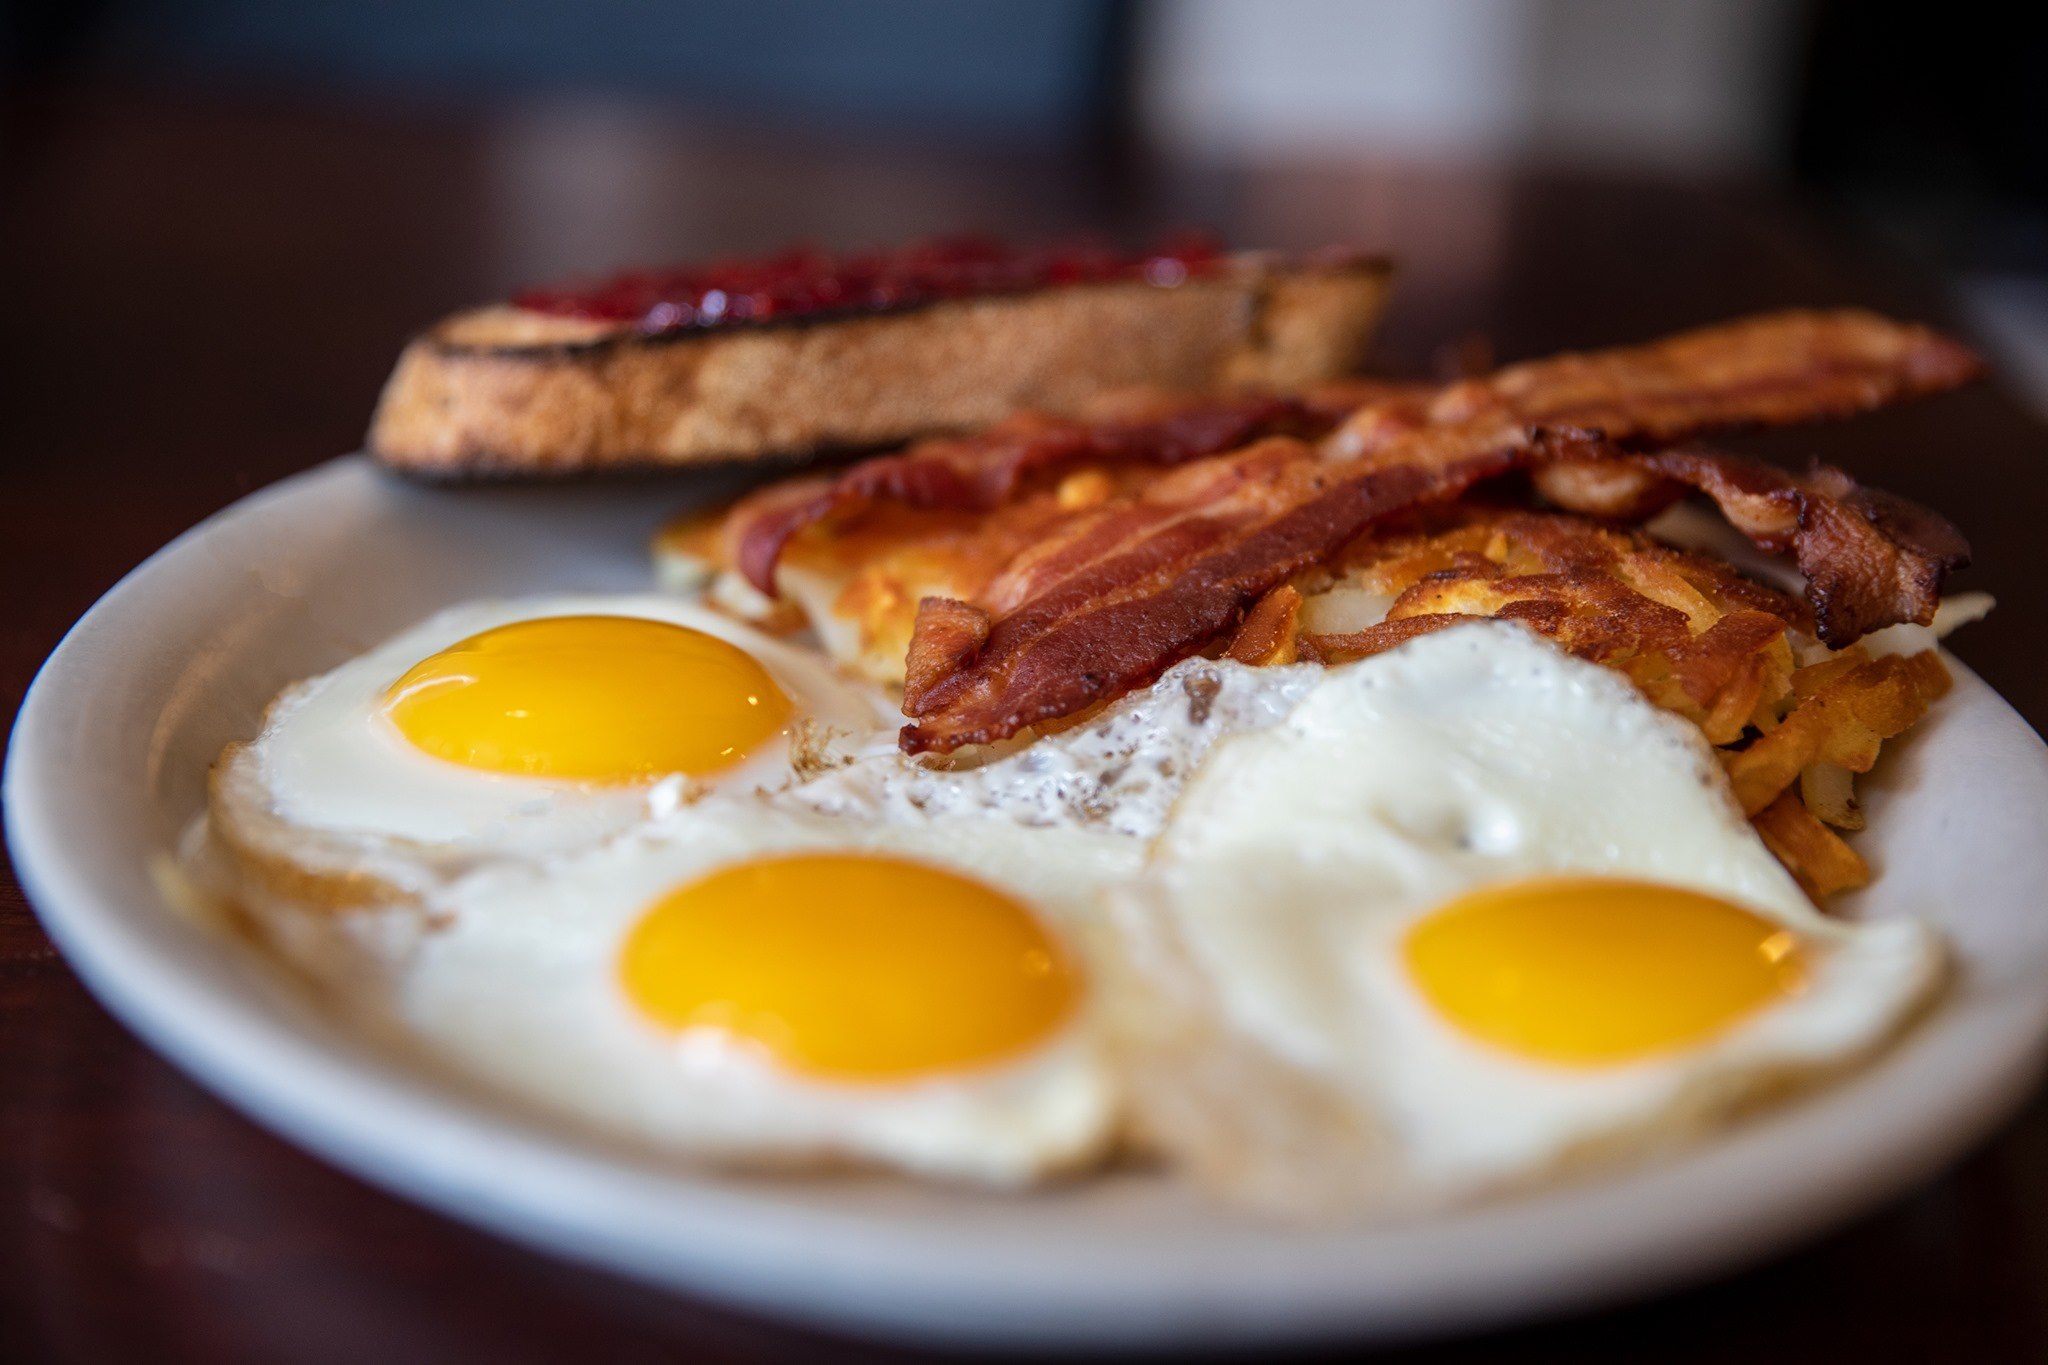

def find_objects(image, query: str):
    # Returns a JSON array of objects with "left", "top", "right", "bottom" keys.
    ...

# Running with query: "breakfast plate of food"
[{"left": 8, "top": 235, "right": 2047, "bottom": 1349}]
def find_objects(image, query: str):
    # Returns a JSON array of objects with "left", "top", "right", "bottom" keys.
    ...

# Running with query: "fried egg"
[
  {"left": 394, "top": 800, "right": 1138, "bottom": 1183},
  {"left": 206, "top": 594, "right": 895, "bottom": 911},
  {"left": 1109, "top": 621, "right": 1942, "bottom": 1215},
  {"left": 194, "top": 578, "right": 1948, "bottom": 1205}
]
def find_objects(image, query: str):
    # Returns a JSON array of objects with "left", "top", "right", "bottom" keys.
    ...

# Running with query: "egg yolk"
[
  {"left": 1404, "top": 878, "right": 1807, "bottom": 1066},
  {"left": 382, "top": 616, "right": 792, "bottom": 782},
  {"left": 619, "top": 853, "right": 1079, "bottom": 1081}
]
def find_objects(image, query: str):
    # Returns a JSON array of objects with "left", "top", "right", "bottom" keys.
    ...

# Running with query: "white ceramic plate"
[{"left": 9, "top": 456, "right": 2048, "bottom": 1351}]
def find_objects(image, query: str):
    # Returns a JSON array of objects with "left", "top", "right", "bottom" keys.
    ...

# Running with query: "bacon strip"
[
  {"left": 897, "top": 311, "right": 1979, "bottom": 753},
  {"left": 901, "top": 596, "right": 990, "bottom": 700},
  {"left": 1535, "top": 450, "right": 1970, "bottom": 644},
  {"left": 1226, "top": 584, "right": 1304, "bottom": 665},
  {"left": 1332, "top": 308, "right": 1982, "bottom": 461},
  {"left": 729, "top": 394, "right": 1355, "bottom": 592},
  {"left": 899, "top": 435, "right": 1554, "bottom": 752}
]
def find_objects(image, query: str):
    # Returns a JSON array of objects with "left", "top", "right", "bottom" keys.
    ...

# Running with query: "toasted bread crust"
[{"left": 368, "top": 256, "right": 1392, "bottom": 475}]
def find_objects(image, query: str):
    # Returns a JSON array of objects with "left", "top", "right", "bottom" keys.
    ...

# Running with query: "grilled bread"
[{"left": 368, "top": 250, "right": 1392, "bottom": 476}]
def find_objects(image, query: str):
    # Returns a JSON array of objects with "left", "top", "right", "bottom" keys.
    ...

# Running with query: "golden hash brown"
[
  {"left": 1753, "top": 793, "right": 1870, "bottom": 902},
  {"left": 1291, "top": 507, "right": 1808, "bottom": 745},
  {"left": 1243, "top": 506, "right": 1950, "bottom": 903},
  {"left": 1722, "top": 649, "right": 1951, "bottom": 815}
]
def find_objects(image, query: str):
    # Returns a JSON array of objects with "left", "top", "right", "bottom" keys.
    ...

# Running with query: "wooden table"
[{"left": 4, "top": 85, "right": 2046, "bottom": 1362}]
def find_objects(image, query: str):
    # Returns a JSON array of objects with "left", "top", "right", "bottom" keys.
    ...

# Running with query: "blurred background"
[
  {"left": 4, "top": 0, "right": 2042, "bottom": 406},
  {"left": 6, "top": 7, "right": 2048, "bottom": 1361}
]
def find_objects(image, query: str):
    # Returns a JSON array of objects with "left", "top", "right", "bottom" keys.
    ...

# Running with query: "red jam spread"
[{"left": 511, "top": 233, "right": 1228, "bottom": 333}]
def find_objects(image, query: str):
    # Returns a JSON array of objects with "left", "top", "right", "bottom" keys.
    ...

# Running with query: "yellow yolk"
[
  {"left": 1404, "top": 878, "right": 1807, "bottom": 1066},
  {"left": 382, "top": 616, "right": 792, "bottom": 783},
  {"left": 619, "top": 853, "right": 1079, "bottom": 1082}
]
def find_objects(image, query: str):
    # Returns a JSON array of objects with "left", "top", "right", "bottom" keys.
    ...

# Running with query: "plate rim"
[{"left": 9, "top": 454, "right": 2048, "bottom": 1351}]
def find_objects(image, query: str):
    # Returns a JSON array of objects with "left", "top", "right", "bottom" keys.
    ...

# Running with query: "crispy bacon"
[
  {"left": 899, "top": 436, "right": 1545, "bottom": 751},
  {"left": 1226, "top": 584, "right": 1304, "bottom": 665},
  {"left": 901, "top": 596, "right": 990, "bottom": 700},
  {"left": 729, "top": 394, "right": 1352, "bottom": 592},
  {"left": 1332, "top": 308, "right": 1982, "bottom": 460},
  {"left": 897, "top": 311, "right": 1978, "bottom": 753},
  {"left": 1536, "top": 450, "right": 1970, "bottom": 644}
]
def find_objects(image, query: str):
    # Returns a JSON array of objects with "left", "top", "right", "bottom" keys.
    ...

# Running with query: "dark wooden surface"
[{"left": 4, "top": 84, "right": 2048, "bottom": 1363}]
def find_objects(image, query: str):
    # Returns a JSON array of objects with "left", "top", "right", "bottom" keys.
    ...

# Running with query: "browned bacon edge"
[
  {"left": 898, "top": 435, "right": 1567, "bottom": 752},
  {"left": 1333, "top": 308, "right": 1983, "bottom": 460},
  {"left": 1535, "top": 450, "right": 1970, "bottom": 644},
  {"left": 896, "top": 311, "right": 1980, "bottom": 753},
  {"left": 730, "top": 394, "right": 1351, "bottom": 592}
]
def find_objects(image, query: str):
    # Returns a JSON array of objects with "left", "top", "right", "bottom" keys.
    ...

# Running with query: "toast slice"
[{"left": 368, "top": 250, "right": 1392, "bottom": 476}]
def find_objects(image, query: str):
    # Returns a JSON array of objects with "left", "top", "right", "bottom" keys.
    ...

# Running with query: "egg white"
[
  {"left": 215, "top": 593, "right": 895, "bottom": 882},
  {"left": 1109, "top": 621, "right": 1943, "bottom": 1215},
  {"left": 785, "top": 654, "right": 1323, "bottom": 840},
  {"left": 396, "top": 800, "right": 1141, "bottom": 1185}
]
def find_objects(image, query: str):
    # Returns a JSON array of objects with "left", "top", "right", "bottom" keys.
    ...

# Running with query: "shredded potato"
[
  {"left": 1722, "top": 650, "right": 1950, "bottom": 817},
  {"left": 1753, "top": 791, "right": 1872, "bottom": 900},
  {"left": 1799, "top": 761, "right": 1862, "bottom": 831},
  {"left": 1302, "top": 508, "right": 1805, "bottom": 743},
  {"left": 1296, "top": 584, "right": 1397, "bottom": 637}
]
